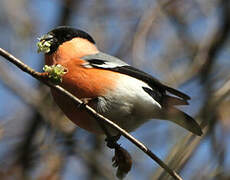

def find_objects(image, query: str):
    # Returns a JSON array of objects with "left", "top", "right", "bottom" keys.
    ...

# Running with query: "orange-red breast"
[{"left": 37, "top": 26, "right": 202, "bottom": 136}]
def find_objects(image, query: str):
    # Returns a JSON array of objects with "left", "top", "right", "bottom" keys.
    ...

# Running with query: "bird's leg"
[
  {"left": 79, "top": 97, "right": 121, "bottom": 148},
  {"left": 105, "top": 134, "right": 132, "bottom": 179},
  {"left": 78, "top": 98, "right": 132, "bottom": 178},
  {"left": 78, "top": 97, "right": 97, "bottom": 110},
  {"left": 105, "top": 134, "right": 121, "bottom": 149}
]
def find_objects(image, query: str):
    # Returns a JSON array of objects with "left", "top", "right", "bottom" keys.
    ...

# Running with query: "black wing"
[
  {"left": 82, "top": 53, "right": 190, "bottom": 104},
  {"left": 110, "top": 65, "right": 190, "bottom": 100}
]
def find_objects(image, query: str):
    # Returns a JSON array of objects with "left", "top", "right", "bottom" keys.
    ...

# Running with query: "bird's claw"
[{"left": 112, "top": 145, "right": 132, "bottom": 179}]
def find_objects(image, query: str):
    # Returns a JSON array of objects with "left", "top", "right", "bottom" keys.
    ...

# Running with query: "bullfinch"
[{"left": 37, "top": 26, "right": 202, "bottom": 136}]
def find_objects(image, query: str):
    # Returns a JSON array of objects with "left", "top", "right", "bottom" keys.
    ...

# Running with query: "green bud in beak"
[{"left": 37, "top": 34, "right": 53, "bottom": 53}]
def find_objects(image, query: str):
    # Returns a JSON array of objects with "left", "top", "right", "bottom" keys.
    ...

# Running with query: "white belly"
[{"left": 95, "top": 74, "right": 161, "bottom": 134}]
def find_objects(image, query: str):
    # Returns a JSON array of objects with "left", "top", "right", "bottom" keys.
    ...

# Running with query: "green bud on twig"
[{"left": 43, "top": 64, "right": 67, "bottom": 83}]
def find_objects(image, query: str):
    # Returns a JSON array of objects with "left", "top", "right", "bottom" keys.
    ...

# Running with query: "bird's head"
[{"left": 37, "top": 26, "right": 96, "bottom": 55}]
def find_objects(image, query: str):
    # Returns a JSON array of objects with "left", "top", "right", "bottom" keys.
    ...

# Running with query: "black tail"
[{"left": 156, "top": 107, "right": 203, "bottom": 136}]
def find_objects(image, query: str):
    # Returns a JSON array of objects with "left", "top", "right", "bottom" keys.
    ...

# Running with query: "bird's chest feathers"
[{"left": 59, "top": 60, "right": 119, "bottom": 98}]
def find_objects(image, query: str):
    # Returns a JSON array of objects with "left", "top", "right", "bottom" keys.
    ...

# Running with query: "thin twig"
[{"left": 0, "top": 47, "right": 183, "bottom": 180}]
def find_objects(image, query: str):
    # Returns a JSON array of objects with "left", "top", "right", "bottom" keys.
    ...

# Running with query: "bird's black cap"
[{"left": 41, "top": 26, "right": 95, "bottom": 54}]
